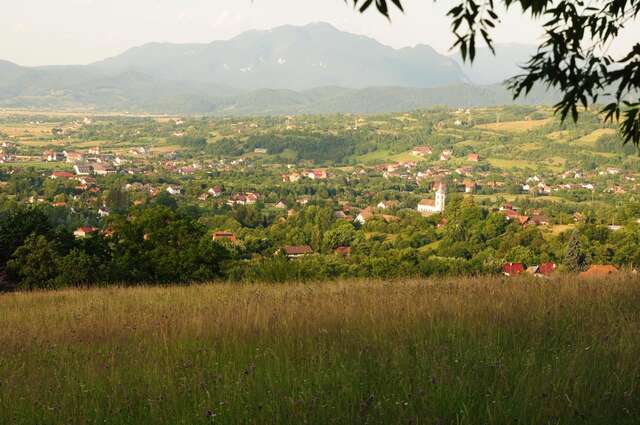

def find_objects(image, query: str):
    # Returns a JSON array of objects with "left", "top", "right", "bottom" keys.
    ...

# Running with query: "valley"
[{"left": 1, "top": 105, "right": 638, "bottom": 288}]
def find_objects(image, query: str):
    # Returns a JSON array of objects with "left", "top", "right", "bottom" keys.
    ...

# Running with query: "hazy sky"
[{"left": 3, "top": 0, "right": 638, "bottom": 66}]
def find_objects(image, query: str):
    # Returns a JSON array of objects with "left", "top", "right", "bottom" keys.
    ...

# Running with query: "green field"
[
  {"left": 353, "top": 150, "right": 417, "bottom": 163},
  {"left": 1, "top": 276, "right": 639, "bottom": 424},
  {"left": 487, "top": 158, "right": 540, "bottom": 170},
  {"left": 574, "top": 129, "right": 617, "bottom": 147},
  {"left": 487, "top": 157, "right": 566, "bottom": 172},
  {"left": 0, "top": 160, "right": 64, "bottom": 170},
  {"left": 469, "top": 193, "right": 566, "bottom": 203},
  {"left": 475, "top": 119, "right": 552, "bottom": 133}
]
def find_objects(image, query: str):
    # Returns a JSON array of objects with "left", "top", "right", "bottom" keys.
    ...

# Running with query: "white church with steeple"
[{"left": 417, "top": 183, "right": 446, "bottom": 214}]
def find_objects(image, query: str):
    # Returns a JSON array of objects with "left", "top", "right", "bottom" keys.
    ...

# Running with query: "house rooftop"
[
  {"left": 580, "top": 265, "right": 618, "bottom": 277},
  {"left": 283, "top": 245, "right": 313, "bottom": 256}
]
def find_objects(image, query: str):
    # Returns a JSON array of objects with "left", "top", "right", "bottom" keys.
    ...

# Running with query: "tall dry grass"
[{"left": 1, "top": 274, "right": 639, "bottom": 424}]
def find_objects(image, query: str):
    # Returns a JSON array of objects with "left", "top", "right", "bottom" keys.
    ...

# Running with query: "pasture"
[
  {"left": 574, "top": 128, "right": 617, "bottom": 147},
  {"left": 1, "top": 275, "right": 639, "bottom": 424},
  {"left": 475, "top": 118, "right": 551, "bottom": 133}
]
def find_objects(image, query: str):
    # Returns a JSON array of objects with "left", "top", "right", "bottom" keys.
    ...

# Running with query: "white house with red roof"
[{"left": 307, "top": 169, "right": 328, "bottom": 180}]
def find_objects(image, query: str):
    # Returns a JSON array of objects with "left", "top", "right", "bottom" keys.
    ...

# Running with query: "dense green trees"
[
  {"left": 104, "top": 185, "right": 129, "bottom": 211},
  {"left": 564, "top": 230, "right": 590, "bottom": 272},
  {"left": 0, "top": 205, "right": 231, "bottom": 289},
  {"left": 210, "top": 134, "right": 360, "bottom": 165},
  {"left": 323, "top": 221, "right": 357, "bottom": 251},
  {"left": 7, "top": 234, "right": 61, "bottom": 290},
  {"left": 2, "top": 198, "right": 639, "bottom": 290}
]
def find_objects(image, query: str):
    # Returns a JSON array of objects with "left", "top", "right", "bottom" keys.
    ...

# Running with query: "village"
[{"left": 1, "top": 106, "right": 639, "bottom": 283}]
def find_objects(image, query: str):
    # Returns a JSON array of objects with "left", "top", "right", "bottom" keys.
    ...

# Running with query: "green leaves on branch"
[
  {"left": 448, "top": 1, "right": 499, "bottom": 62},
  {"left": 507, "top": 1, "right": 640, "bottom": 146},
  {"left": 351, "top": 0, "right": 640, "bottom": 147},
  {"left": 348, "top": 0, "right": 403, "bottom": 18}
]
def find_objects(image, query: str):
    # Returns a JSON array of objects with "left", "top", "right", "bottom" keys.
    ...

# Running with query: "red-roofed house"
[
  {"left": 282, "top": 245, "right": 314, "bottom": 258},
  {"left": 50, "top": 171, "right": 75, "bottom": 180},
  {"left": 335, "top": 246, "right": 352, "bottom": 256},
  {"left": 228, "top": 192, "right": 258, "bottom": 206},
  {"left": 212, "top": 231, "right": 238, "bottom": 244},
  {"left": 463, "top": 180, "right": 476, "bottom": 193},
  {"left": 74, "top": 226, "right": 98, "bottom": 239},
  {"left": 64, "top": 151, "right": 84, "bottom": 163},
  {"left": 308, "top": 169, "right": 328, "bottom": 180},
  {"left": 208, "top": 186, "right": 223, "bottom": 197},
  {"left": 528, "top": 262, "right": 557, "bottom": 277},
  {"left": 440, "top": 149, "right": 453, "bottom": 161},
  {"left": 468, "top": 153, "right": 480, "bottom": 162},
  {"left": 579, "top": 265, "right": 618, "bottom": 278},
  {"left": 530, "top": 215, "right": 550, "bottom": 226},
  {"left": 412, "top": 146, "right": 433, "bottom": 157},
  {"left": 538, "top": 262, "right": 557, "bottom": 276},
  {"left": 354, "top": 207, "right": 375, "bottom": 225},
  {"left": 503, "top": 263, "right": 525, "bottom": 276}
]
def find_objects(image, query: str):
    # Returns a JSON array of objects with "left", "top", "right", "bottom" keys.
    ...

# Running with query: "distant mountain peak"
[
  {"left": 0, "top": 23, "right": 550, "bottom": 114},
  {"left": 86, "top": 23, "right": 466, "bottom": 91}
]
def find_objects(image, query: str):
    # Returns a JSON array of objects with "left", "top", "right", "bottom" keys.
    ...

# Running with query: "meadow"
[
  {"left": 1, "top": 275, "right": 639, "bottom": 424},
  {"left": 474, "top": 118, "right": 551, "bottom": 133}
]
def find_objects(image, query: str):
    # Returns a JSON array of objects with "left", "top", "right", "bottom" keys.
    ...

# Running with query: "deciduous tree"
[{"left": 350, "top": 0, "right": 640, "bottom": 146}]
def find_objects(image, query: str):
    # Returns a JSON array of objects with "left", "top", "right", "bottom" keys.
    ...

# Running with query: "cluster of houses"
[
  {"left": 5, "top": 138, "right": 639, "bottom": 260},
  {"left": 0, "top": 153, "right": 15, "bottom": 163},
  {"left": 49, "top": 172, "right": 101, "bottom": 195},
  {"left": 410, "top": 145, "right": 479, "bottom": 162},
  {"left": 350, "top": 144, "right": 640, "bottom": 199},
  {"left": 227, "top": 192, "right": 259, "bottom": 206},
  {"left": 0, "top": 141, "right": 15, "bottom": 163},
  {"left": 18, "top": 141, "right": 640, "bottom": 209},
  {"left": 198, "top": 186, "right": 223, "bottom": 201},
  {"left": 498, "top": 204, "right": 550, "bottom": 227},
  {"left": 503, "top": 262, "right": 557, "bottom": 277},
  {"left": 503, "top": 262, "right": 622, "bottom": 278},
  {"left": 522, "top": 170, "right": 639, "bottom": 195},
  {"left": 282, "top": 169, "right": 328, "bottom": 182},
  {"left": 43, "top": 149, "right": 123, "bottom": 176}
]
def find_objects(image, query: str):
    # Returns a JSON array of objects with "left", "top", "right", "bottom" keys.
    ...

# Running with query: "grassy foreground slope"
[{"left": 1, "top": 276, "right": 639, "bottom": 425}]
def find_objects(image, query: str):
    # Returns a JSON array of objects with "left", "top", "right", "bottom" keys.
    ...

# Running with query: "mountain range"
[{"left": 0, "top": 23, "right": 551, "bottom": 115}]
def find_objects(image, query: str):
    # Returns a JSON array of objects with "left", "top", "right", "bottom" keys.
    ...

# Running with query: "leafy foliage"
[
  {"left": 7, "top": 234, "right": 62, "bottom": 290},
  {"left": 353, "top": 0, "right": 640, "bottom": 146},
  {"left": 564, "top": 229, "right": 590, "bottom": 272}
]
